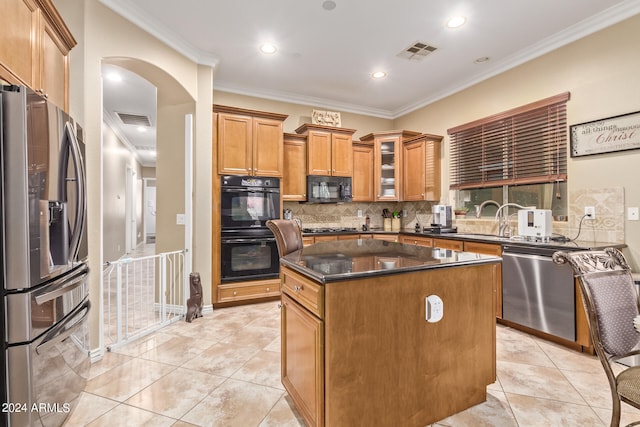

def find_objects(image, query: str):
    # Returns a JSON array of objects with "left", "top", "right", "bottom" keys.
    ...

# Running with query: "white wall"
[
  {"left": 102, "top": 122, "right": 144, "bottom": 262},
  {"left": 54, "top": 0, "right": 214, "bottom": 354}
]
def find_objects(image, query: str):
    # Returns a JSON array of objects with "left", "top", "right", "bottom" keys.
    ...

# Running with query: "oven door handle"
[
  {"left": 221, "top": 188, "right": 279, "bottom": 194},
  {"left": 222, "top": 238, "right": 276, "bottom": 244}
]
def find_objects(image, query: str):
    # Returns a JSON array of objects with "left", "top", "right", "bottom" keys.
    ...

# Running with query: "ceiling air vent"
[
  {"left": 134, "top": 145, "right": 155, "bottom": 151},
  {"left": 397, "top": 41, "right": 438, "bottom": 61},
  {"left": 116, "top": 112, "right": 152, "bottom": 127}
]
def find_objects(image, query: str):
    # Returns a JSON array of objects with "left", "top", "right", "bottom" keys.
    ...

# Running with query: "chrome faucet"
[
  {"left": 475, "top": 200, "right": 530, "bottom": 237},
  {"left": 494, "top": 203, "right": 530, "bottom": 237},
  {"left": 475, "top": 200, "right": 501, "bottom": 218}
]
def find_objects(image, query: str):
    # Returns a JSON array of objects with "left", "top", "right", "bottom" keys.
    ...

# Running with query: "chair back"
[
  {"left": 553, "top": 248, "right": 640, "bottom": 357},
  {"left": 266, "top": 219, "right": 304, "bottom": 257}
]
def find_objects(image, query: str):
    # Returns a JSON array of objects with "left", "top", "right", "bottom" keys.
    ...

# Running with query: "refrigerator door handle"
[
  {"left": 34, "top": 266, "right": 88, "bottom": 305},
  {"left": 36, "top": 298, "right": 90, "bottom": 355},
  {"left": 63, "top": 121, "right": 87, "bottom": 263}
]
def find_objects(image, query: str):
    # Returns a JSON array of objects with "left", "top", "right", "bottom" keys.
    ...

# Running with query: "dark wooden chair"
[
  {"left": 553, "top": 248, "right": 640, "bottom": 427},
  {"left": 266, "top": 219, "right": 304, "bottom": 257}
]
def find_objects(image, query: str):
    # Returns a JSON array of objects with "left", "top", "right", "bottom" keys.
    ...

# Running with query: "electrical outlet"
[
  {"left": 628, "top": 207, "right": 639, "bottom": 221},
  {"left": 584, "top": 206, "right": 596, "bottom": 219}
]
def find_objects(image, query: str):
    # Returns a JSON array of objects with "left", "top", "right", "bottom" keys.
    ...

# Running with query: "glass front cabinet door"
[{"left": 359, "top": 130, "right": 420, "bottom": 202}]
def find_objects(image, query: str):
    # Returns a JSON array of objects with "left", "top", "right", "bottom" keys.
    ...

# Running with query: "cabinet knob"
[
  {"left": 233, "top": 291, "right": 237, "bottom": 296},
  {"left": 266, "top": 287, "right": 270, "bottom": 292},
  {"left": 293, "top": 285, "right": 302, "bottom": 292}
]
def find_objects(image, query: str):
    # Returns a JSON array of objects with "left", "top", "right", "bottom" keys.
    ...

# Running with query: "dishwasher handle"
[{"left": 503, "top": 244, "right": 568, "bottom": 257}]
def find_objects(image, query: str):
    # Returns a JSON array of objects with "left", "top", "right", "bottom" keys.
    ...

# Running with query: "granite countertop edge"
[{"left": 280, "top": 254, "right": 501, "bottom": 284}]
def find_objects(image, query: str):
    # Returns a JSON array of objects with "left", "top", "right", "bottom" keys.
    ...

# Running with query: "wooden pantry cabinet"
[
  {"left": 358, "top": 130, "right": 421, "bottom": 201},
  {"left": 0, "top": 0, "right": 76, "bottom": 111},
  {"left": 402, "top": 133, "right": 443, "bottom": 202},
  {"left": 283, "top": 133, "right": 307, "bottom": 201},
  {"left": 214, "top": 105, "right": 288, "bottom": 177},
  {"left": 295, "top": 123, "right": 355, "bottom": 177}
]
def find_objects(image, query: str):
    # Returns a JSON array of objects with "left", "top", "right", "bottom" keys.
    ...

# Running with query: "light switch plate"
[
  {"left": 176, "top": 213, "right": 186, "bottom": 225},
  {"left": 628, "top": 207, "right": 639, "bottom": 221}
]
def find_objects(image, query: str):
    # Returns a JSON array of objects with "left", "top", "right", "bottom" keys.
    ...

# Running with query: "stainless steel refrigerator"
[{"left": 1, "top": 85, "right": 90, "bottom": 426}]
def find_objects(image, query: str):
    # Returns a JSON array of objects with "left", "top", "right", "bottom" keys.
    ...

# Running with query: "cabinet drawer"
[
  {"left": 402, "top": 236, "right": 433, "bottom": 247},
  {"left": 463, "top": 241, "right": 502, "bottom": 256},
  {"left": 432, "top": 238, "right": 464, "bottom": 251},
  {"left": 218, "top": 279, "right": 280, "bottom": 303},
  {"left": 282, "top": 269, "right": 324, "bottom": 318}
]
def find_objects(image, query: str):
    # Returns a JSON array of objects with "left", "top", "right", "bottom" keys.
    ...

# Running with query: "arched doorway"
[{"left": 100, "top": 57, "right": 195, "bottom": 350}]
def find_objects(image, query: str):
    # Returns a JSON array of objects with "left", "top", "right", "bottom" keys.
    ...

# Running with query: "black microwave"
[{"left": 306, "top": 175, "right": 352, "bottom": 203}]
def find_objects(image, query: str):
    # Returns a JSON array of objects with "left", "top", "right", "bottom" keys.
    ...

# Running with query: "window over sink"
[{"left": 448, "top": 92, "right": 569, "bottom": 219}]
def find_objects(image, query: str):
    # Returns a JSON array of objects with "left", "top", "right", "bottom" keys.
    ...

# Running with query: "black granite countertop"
[
  {"left": 302, "top": 227, "right": 625, "bottom": 251},
  {"left": 280, "top": 239, "right": 500, "bottom": 284},
  {"left": 404, "top": 231, "right": 626, "bottom": 251}
]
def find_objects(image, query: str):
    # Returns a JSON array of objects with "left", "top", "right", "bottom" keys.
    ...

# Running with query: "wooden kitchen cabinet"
[
  {"left": 283, "top": 133, "right": 307, "bottom": 201},
  {"left": 281, "top": 292, "right": 324, "bottom": 427},
  {"left": 337, "top": 234, "right": 360, "bottom": 240},
  {"left": 280, "top": 259, "right": 496, "bottom": 426},
  {"left": 432, "top": 238, "right": 464, "bottom": 251},
  {"left": 215, "top": 105, "right": 288, "bottom": 177},
  {"left": 217, "top": 278, "right": 281, "bottom": 303},
  {"left": 295, "top": 123, "right": 355, "bottom": 177},
  {"left": 0, "top": 0, "right": 76, "bottom": 111},
  {"left": 401, "top": 235, "right": 433, "bottom": 247},
  {"left": 372, "top": 233, "right": 399, "bottom": 243},
  {"left": 313, "top": 235, "right": 338, "bottom": 243},
  {"left": 463, "top": 241, "right": 503, "bottom": 319},
  {"left": 359, "top": 130, "right": 421, "bottom": 201},
  {"left": 352, "top": 141, "right": 375, "bottom": 201},
  {"left": 402, "top": 133, "right": 443, "bottom": 202}
]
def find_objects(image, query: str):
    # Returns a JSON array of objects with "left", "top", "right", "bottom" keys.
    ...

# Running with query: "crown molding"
[
  {"left": 212, "top": 81, "right": 396, "bottom": 120},
  {"left": 99, "top": 0, "right": 220, "bottom": 67}
]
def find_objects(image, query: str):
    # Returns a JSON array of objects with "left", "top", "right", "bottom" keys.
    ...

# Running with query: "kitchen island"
[{"left": 279, "top": 239, "right": 501, "bottom": 427}]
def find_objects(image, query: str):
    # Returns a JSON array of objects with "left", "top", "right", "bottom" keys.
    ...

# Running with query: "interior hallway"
[{"left": 65, "top": 301, "right": 640, "bottom": 426}]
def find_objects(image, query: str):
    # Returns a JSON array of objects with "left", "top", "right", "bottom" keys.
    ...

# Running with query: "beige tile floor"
[{"left": 64, "top": 301, "right": 640, "bottom": 427}]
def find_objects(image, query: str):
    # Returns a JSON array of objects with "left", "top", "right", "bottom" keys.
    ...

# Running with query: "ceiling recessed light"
[
  {"left": 106, "top": 72, "right": 122, "bottom": 82},
  {"left": 260, "top": 44, "right": 277, "bottom": 54},
  {"left": 136, "top": 126, "right": 147, "bottom": 133},
  {"left": 371, "top": 71, "right": 387, "bottom": 79},
  {"left": 446, "top": 16, "right": 466, "bottom": 28},
  {"left": 322, "top": 0, "right": 336, "bottom": 11}
]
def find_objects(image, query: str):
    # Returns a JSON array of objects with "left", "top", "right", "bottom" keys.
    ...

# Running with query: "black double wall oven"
[{"left": 220, "top": 176, "right": 280, "bottom": 282}]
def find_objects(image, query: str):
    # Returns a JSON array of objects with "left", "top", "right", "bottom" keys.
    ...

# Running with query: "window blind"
[{"left": 447, "top": 92, "right": 569, "bottom": 190}]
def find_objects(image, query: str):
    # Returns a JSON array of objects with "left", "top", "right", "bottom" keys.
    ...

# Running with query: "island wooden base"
[{"left": 281, "top": 262, "right": 498, "bottom": 427}]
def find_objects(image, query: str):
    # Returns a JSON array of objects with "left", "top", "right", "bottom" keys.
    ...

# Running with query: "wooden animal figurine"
[{"left": 185, "top": 272, "right": 203, "bottom": 322}]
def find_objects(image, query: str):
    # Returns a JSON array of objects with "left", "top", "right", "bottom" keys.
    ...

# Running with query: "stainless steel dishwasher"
[{"left": 502, "top": 244, "right": 576, "bottom": 341}]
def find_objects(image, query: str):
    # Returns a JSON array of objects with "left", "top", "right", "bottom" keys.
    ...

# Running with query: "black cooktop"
[{"left": 302, "top": 227, "right": 358, "bottom": 234}]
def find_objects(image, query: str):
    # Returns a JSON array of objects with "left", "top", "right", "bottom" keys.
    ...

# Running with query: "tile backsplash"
[{"left": 283, "top": 186, "right": 625, "bottom": 243}]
